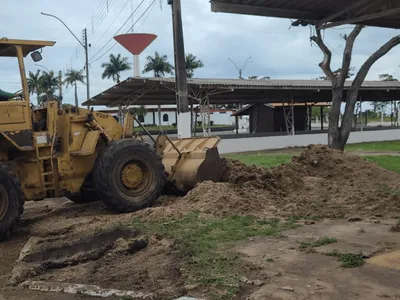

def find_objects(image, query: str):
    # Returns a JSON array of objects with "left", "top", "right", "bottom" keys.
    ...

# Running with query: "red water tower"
[{"left": 114, "top": 33, "right": 157, "bottom": 77}]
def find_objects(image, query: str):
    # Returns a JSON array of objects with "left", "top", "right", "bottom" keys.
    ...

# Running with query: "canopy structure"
[
  {"left": 0, "top": 39, "right": 55, "bottom": 57},
  {"left": 210, "top": 0, "right": 400, "bottom": 29},
  {"left": 83, "top": 77, "right": 400, "bottom": 107},
  {"left": 0, "top": 89, "right": 14, "bottom": 101}
]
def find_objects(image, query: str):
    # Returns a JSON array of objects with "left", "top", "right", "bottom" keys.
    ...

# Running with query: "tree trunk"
[
  {"left": 328, "top": 87, "right": 345, "bottom": 150},
  {"left": 74, "top": 82, "right": 78, "bottom": 107}
]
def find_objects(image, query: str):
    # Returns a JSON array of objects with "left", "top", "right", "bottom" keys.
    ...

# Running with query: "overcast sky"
[{"left": 1, "top": 0, "right": 400, "bottom": 106}]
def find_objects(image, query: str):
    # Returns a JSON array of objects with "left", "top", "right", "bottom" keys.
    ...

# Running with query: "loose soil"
[
  {"left": 2, "top": 144, "right": 400, "bottom": 300},
  {"left": 141, "top": 145, "right": 400, "bottom": 220}
]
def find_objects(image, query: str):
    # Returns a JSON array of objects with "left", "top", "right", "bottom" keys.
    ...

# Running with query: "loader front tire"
[
  {"left": 0, "top": 163, "right": 24, "bottom": 241},
  {"left": 95, "top": 140, "right": 164, "bottom": 213}
]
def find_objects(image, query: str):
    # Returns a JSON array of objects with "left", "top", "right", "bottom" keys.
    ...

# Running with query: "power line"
[
  {"left": 85, "top": 0, "right": 108, "bottom": 30},
  {"left": 93, "top": 0, "right": 131, "bottom": 45},
  {"left": 89, "top": 0, "right": 156, "bottom": 64},
  {"left": 136, "top": 0, "right": 156, "bottom": 31},
  {"left": 90, "top": 0, "right": 118, "bottom": 37},
  {"left": 89, "top": 0, "right": 147, "bottom": 61}
]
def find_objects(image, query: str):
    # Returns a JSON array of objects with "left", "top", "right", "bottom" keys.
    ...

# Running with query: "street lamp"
[
  {"left": 35, "top": 64, "right": 50, "bottom": 72},
  {"left": 228, "top": 57, "right": 252, "bottom": 79},
  {"left": 41, "top": 12, "right": 90, "bottom": 105}
]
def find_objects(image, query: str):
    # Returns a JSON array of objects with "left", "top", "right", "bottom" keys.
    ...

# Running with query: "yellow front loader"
[{"left": 0, "top": 38, "right": 223, "bottom": 241}]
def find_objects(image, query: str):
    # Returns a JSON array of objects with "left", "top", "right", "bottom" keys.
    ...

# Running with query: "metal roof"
[
  {"left": 210, "top": 0, "right": 400, "bottom": 29},
  {"left": 0, "top": 39, "right": 56, "bottom": 57},
  {"left": 83, "top": 77, "right": 400, "bottom": 107}
]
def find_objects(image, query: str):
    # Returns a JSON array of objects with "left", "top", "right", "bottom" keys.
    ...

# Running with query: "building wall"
[
  {"left": 209, "top": 111, "right": 235, "bottom": 125},
  {"left": 218, "top": 129, "right": 400, "bottom": 154},
  {"left": 134, "top": 111, "right": 176, "bottom": 126}
]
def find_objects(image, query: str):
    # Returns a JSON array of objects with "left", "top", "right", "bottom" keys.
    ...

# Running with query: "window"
[
  {"left": 138, "top": 115, "right": 145, "bottom": 122},
  {"left": 163, "top": 113, "right": 169, "bottom": 122}
]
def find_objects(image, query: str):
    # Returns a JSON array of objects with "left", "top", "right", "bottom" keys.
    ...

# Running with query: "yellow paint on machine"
[{"left": 367, "top": 250, "right": 400, "bottom": 271}]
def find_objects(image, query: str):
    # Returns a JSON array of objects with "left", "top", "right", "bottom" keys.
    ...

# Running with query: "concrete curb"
[
  {"left": 20, "top": 281, "right": 206, "bottom": 300},
  {"left": 20, "top": 280, "right": 156, "bottom": 299}
]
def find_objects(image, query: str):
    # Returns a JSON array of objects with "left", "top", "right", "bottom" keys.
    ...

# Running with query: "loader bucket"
[{"left": 159, "top": 136, "right": 223, "bottom": 193}]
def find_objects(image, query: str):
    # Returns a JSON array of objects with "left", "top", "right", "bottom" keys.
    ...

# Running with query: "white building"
[{"left": 99, "top": 105, "right": 236, "bottom": 127}]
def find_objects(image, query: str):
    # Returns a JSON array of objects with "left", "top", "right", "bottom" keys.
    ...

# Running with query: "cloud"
[{"left": 1, "top": 0, "right": 400, "bottom": 107}]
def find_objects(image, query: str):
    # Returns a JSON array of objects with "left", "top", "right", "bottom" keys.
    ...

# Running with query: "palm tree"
[
  {"left": 39, "top": 71, "right": 59, "bottom": 102},
  {"left": 27, "top": 69, "right": 42, "bottom": 104},
  {"left": 185, "top": 53, "right": 204, "bottom": 78},
  {"left": 129, "top": 105, "right": 147, "bottom": 122},
  {"left": 143, "top": 51, "right": 174, "bottom": 77},
  {"left": 64, "top": 69, "right": 85, "bottom": 107},
  {"left": 101, "top": 54, "right": 131, "bottom": 83}
]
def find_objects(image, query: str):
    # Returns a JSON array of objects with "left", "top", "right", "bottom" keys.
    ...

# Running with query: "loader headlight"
[{"left": 31, "top": 51, "right": 42, "bottom": 62}]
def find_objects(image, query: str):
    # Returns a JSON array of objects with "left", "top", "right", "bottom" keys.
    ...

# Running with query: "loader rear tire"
[
  {"left": 95, "top": 140, "right": 164, "bottom": 213},
  {"left": 0, "top": 163, "right": 24, "bottom": 241}
]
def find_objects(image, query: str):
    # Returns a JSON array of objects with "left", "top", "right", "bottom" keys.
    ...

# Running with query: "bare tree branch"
[
  {"left": 338, "top": 25, "right": 364, "bottom": 85},
  {"left": 339, "top": 34, "right": 400, "bottom": 142},
  {"left": 310, "top": 29, "right": 335, "bottom": 83},
  {"left": 352, "top": 34, "right": 400, "bottom": 90}
]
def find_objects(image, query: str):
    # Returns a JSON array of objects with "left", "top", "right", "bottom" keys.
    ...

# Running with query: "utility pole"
[
  {"left": 169, "top": 0, "right": 191, "bottom": 138},
  {"left": 83, "top": 28, "right": 90, "bottom": 106}
]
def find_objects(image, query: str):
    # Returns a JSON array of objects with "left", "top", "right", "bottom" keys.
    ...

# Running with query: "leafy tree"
[
  {"left": 129, "top": 105, "right": 147, "bottom": 118},
  {"left": 39, "top": 70, "right": 59, "bottom": 102},
  {"left": 185, "top": 53, "right": 204, "bottom": 78},
  {"left": 143, "top": 51, "right": 174, "bottom": 77},
  {"left": 379, "top": 73, "right": 398, "bottom": 81},
  {"left": 64, "top": 69, "right": 85, "bottom": 107},
  {"left": 101, "top": 54, "right": 131, "bottom": 83},
  {"left": 27, "top": 69, "right": 43, "bottom": 104}
]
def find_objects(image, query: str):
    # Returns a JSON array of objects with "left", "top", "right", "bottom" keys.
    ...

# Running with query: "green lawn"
[
  {"left": 226, "top": 153, "right": 294, "bottom": 168},
  {"left": 226, "top": 152, "right": 400, "bottom": 174},
  {"left": 346, "top": 141, "right": 400, "bottom": 152},
  {"left": 363, "top": 156, "right": 400, "bottom": 173}
]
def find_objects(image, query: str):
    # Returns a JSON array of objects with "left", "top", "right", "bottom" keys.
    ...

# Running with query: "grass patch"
[
  {"left": 299, "top": 236, "right": 338, "bottom": 250},
  {"left": 364, "top": 156, "right": 400, "bottom": 174},
  {"left": 133, "top": 212, "right": 298, "bottom": 299},
  {"left": 225, "top": 153, "right": 293, "bottom": 168},
  {"left": 346, "top": 141, "right": 400, "bottom": 152},
  {"left": 326, "top": 250, "right": 365, "bottom": 268}
]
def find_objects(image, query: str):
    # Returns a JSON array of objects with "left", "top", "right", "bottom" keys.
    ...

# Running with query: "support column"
[
  {"left": 235, "top": 115, "right": 239, "bottom": 134},
  {"left": 190, "top": 102, "right": 194, "bottom": 135},
  {"left": 170, "top": 0, "right": 191, "bottom": 139},
  {"left": 133, "top": 55, "right": 140, "bottom": 77},
  {"left": 152, "top": 110, "right": 155, "bottom": 125},
  {"left": 158, "top": 105, "right": 162, "bottom": 131},
  {"left": 360, "top": 100, "right": 363, "bottom": 132},
  {"left": 320, "top": 106, "right": 324, "bottom": 130}
]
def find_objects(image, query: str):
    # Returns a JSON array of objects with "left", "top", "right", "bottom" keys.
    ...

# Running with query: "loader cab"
[{"left": 0, "top": 39, "right": 55, "bottom": 148}]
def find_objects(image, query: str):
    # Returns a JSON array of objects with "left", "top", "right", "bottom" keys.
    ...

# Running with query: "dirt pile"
[{"left": 142, "top": 145, "right": 400, "bottom": 219}]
